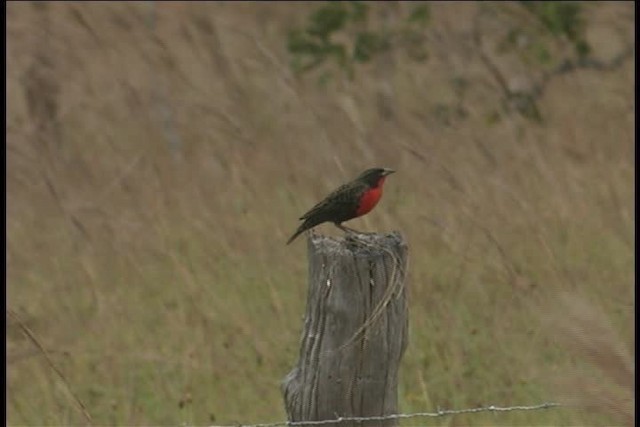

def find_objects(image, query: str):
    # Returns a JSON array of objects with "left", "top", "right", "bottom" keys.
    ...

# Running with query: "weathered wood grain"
[{"left": 283, "top": 232, "right": 409, "bottom": 427}]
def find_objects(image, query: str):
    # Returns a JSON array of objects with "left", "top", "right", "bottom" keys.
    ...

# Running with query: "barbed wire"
[{"left": 204, "top": 402, "right": 563, "bottom": 427}]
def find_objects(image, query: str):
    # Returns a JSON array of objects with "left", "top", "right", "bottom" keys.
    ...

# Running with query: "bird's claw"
[
  {"left": 344, "top": 229, "right": 375, "bottom": 237},
  {"left": 344, "top": 231, "right": 375, "bottom": 246}
]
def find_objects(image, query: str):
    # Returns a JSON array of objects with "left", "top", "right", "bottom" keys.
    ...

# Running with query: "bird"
[{"left": 286, "top": 167, "right": 396, "bottom": 245}]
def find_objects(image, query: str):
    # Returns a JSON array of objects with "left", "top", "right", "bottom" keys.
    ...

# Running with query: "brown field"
[{"left": 7, "top": 2, "right": 634, "bottom": 426}]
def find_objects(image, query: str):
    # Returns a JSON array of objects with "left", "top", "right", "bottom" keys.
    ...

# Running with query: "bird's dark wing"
[
  {"left": 287, "top": 180, "right": 368, "bottom": 244},
  {"left": 299, "top": 181, "right": 365, "bottom": 223}
]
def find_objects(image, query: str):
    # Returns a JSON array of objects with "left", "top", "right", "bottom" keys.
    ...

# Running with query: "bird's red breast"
[{"left": 355, "top": 176, "right": 386, "bottom": 217}]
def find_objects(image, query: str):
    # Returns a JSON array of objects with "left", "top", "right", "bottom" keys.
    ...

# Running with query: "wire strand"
[{"left": 204, "top": 402, "right": 563, "bottom": 427}]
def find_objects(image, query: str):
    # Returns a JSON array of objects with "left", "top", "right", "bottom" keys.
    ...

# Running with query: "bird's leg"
[
  {"left": 338, "top": 224, "right": 361, "bottom": 234},
  {"left": 335, "top": 223, "right": 374, "bottom": 235},
  {"left": 335, "top": 223, "right": 376, "bottom": 247},
  {"left": 335, "top": 223, "right": 356, "bottom": 234}
]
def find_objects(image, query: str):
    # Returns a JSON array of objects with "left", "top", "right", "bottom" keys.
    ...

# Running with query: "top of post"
[{"left": 308, "top": 231, "right": 406, "bottom": 257}]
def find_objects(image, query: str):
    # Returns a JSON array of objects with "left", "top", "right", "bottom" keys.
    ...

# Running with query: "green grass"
[{"left": 7, "top": 2, "right": 633, "bottom": 426}]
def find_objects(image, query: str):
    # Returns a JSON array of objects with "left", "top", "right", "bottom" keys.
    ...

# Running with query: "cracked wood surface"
[{"left": 283, "top": 232, "right": 409, "bottom": 427}]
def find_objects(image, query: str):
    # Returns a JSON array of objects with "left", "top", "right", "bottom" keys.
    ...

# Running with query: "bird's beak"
[{"left": 382, "top": 168, "right": 396, "bottom": 176}]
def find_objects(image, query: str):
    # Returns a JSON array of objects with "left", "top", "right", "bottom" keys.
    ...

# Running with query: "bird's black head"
[{"left": 356, "top": 167, "right": 396, "bottom": 187}]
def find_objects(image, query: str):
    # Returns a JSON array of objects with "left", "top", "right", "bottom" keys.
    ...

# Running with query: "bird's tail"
[
  {"left": 287, "top": 217, "right": 321, "bottom": 245},
  {"left": 286, "top": 223, "right": 307, "bottom": 245}
]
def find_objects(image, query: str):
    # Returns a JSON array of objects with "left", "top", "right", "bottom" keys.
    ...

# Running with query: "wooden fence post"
[{"left": 283, "top": 232, "right": 409, "bottom": 427}]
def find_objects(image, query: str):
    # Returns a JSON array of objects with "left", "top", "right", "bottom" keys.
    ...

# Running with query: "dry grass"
[
  {"left": 540, "top": 293, "right": 634, "bottom": 427},
  {"left": 7, "top": 2, "right": 633, "bottom": 425}
]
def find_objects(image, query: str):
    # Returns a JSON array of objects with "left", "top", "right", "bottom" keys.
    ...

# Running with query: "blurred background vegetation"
[{"left": 7, "top": 1, "right": 633, "bottom": 426}]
